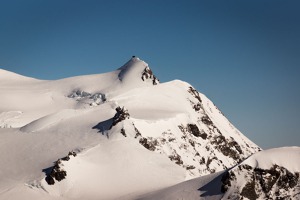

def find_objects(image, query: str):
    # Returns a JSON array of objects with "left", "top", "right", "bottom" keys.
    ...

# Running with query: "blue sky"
[{"left": 0, "top": 0, "right": 299, "bottom": 149}]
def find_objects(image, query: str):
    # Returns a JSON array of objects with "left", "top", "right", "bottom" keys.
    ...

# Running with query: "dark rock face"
[
  {"left": 139, "top": 137, "right": 158, "bottom": 151},
  {"left": 188, "top": 86, "right": 203, "bottom": 112},
  {"left": 240, "top": 177, "right": 258, "bottom": 200},
  {"left": 222, "top": 164, "right": 300, "bottom": 199},
  {"left": 141, "top": 67, "right": 159, "bottom": 85},
  {"left": 45, "top": 151, "right": 77, "bottom": 185},
  {"left": 201, "top": 115, "right": 213, "bottom": 126},
  {"left": 211, "top": 135, "right": 243, "bottom": 161},
  {"left": 110, "top": 107, "right": 130, "bottom": 129},
  {"left": 188, "top": 86, "right": 202, "bottom": 103},
  {"left": 179, "top": 124, "right": 207, "bottom": 140},
  {"left": 186, "top": 124, "right": 207, "bottom": 139},
  {"left": 187, "top": 124, "right": 201, "bottom": 137},
  {"left": 221, "top": 171, "right": 236, "bottom": 193}
]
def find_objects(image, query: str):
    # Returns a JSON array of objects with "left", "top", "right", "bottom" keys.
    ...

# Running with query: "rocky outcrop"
[
  {"left": 141, "top": 66, "right": 159, "bottom": 85},
  {"left": 109, "top": 107, "right": 130, "bottom": 129},
  {"left": 45, "top": 151, "right": 77, "bottom": 185},
  {"left": 221, "top": 164, "right": 300, "bottom": 199}
]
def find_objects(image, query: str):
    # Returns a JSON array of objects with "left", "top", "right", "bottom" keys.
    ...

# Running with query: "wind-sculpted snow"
[{"left": 0, "top": 57, "right": 288, "bottom": 200}]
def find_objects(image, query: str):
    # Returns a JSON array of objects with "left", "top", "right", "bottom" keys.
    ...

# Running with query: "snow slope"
[
  {"left": 222, "top": 146, "right": 300, "bottom": 199},
  {"left": 139, "top": 147, "right": 300, "bottom": 200},
  {"left": 0, "top": 57, "right": 262, "bottom": 200}
]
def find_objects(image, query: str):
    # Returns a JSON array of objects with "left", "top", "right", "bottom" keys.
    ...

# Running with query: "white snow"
[
  {"left": 0, "top": 57, "right": 279, "bottom": 200},
  {"left": 242, "top": 146, "right": 300, "bottom": 172}
]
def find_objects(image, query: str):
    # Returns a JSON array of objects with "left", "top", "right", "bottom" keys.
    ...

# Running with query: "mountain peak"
[{"left": 118, "top": 57, "right": 159, "bottom": 85}]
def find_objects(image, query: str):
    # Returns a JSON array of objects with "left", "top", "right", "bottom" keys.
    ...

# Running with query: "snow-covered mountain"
[{"left": 0, "top": 57, "right": 296, "bottom": 200}]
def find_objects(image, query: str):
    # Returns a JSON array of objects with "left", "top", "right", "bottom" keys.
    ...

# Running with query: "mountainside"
[
  {"left": 0, "top": 57, "right": 281, "bottom": 200},
  {"left": 138, "top": 147, "right": 300, "bottom": 200},
  {"left": 221, "top": 147, "right": 300, "bottom": 200}
]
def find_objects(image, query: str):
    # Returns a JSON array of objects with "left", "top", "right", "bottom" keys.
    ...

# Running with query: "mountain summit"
[
  {"left": 0, "top": 58, "right": 297, "bottom": 200},
  {"left": 118, "top": 56, "right": 159, "bottom": 85}
]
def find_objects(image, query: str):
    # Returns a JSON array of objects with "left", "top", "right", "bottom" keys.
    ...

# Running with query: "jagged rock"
[
  {"left": 45, "top": 150, "right": 77, "bottom": 185},
  {"left": 240, "top": 176, "right": 258, "bottom": 200},
  {"left": 221, "top": 171, "right": 236, "bottom": 193},
  {"left": 201, "top": 115, "right": 213, "bottom": 126},
  {"left": 199, "top": 157, "right": 205, "bottom": 164},
  {"left": 186, "top": 165, "right": 196, "bottom": 170},
  {"left": 68, "top": 151, "right": 77, "bottom": 157},
  {"left": 222, "top": 164, "right": 300, "bottom": 199},
  {"left": 110, "top": 107, "right": 130, "bottom": 129},
  {"left": 211, "top": 134, "right": 242, "bottom": 161},
  {"left": 187, "top": 124, "right": 208, "bottom": 139},
  {"left": 187, "top": 124, "right": 201, "bottom": 137},
  {"left": 188, "top": 86, "right": 202, "bottom": 103},
  {"left": 139, "top": 137, "right": 158, "bottom": 151},
  {"left": 45, "top": 176, "right": 55, "bottom": 185},
  {"left": 141, "top": 66, "right": 159, "bottom": 85}
]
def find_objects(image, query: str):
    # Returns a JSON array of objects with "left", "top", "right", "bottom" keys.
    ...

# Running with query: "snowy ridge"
[
  {"left": 0, "top": 68, "right": 38, "bottom": 82},
  {"left": 138, "top": 147, "right": 300, "bottom": 200},
  {"left": 1, "top": 57, "right": 295, "bottom": 200},
  {"left": 221, "top": 147, "right": 300, "bottom": 199}
]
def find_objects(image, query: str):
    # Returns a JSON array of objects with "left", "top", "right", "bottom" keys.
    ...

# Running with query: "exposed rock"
[
  {"left": 179, "top": 124, "right": 208, "bottom": 140},
  {"left": 222, "top": 164, "right": 300, "bottom": 199},
  {"left": 187, "top": 124, "right": 201, "bottom": 137},
  {"left": 68, "top": 90, "right": 91, "bottom": 98},
  {"left": 186, "top": 165, "right": 196, "bottom": 170},
  {"left": 199, "top": 157, "right": 205, "bottom": 165},
  {"left": 133, "top": 124, "right": 142, "bottom": 139},
  {"left": 168, "top": 151, "right": 183, "bottom": 165},
  {"left": 68, "top": 90, "right": 106, "bottom": 106},
  {"left": 141, "top": 66, "right": 159, "bottom": 85},
  {"left": 139, "top": 137, "right": 158, "bottom": 151},
  {"left": 201, "top": 115, "right": 213, "bottom": 126},
  {"left": 188, "top": 86, "right": 202, "bottom": 103},
  {"left": 45, "top": 151, "right": 77, "bottom": 185},
  {"left": 120, "top": 128, "right": 127, "bottom": 137},
  {"left": 221, "top": 171, "right": 236, "bottom": 193},
  {"left": 211, "top": 134, "right": 242, "bottom": 161},
  {"left": 240, "top": 176, "right": 258, "bottom": 200},
  {"left": 110, "top": 107, "right": 130, "bottom": 129}
]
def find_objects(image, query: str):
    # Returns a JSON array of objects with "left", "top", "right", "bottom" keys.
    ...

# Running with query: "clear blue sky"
[{"left": 0, "top": 0, "right": 299, "bottom": 149}]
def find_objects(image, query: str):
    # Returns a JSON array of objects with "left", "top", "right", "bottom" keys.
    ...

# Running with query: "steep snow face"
[
  {"left": 105, "top": 80, "right": 260, "bottom": 179},
  {"left": 221, "top": 147, "right": 300, "bottom": 200},
  {"left": 0, "top": 57, "right": 260, "bottom": 200}
]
